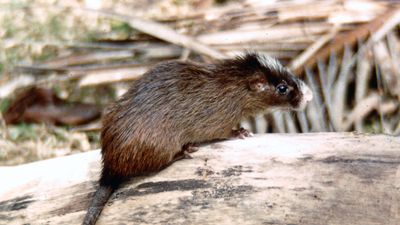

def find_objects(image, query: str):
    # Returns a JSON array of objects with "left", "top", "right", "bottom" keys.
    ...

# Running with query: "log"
[{"left": 0, "top": 133, "right": 400, "bottom": 225}]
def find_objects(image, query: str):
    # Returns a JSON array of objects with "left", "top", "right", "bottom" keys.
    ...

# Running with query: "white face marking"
[
  {"left": 297, "top": 81, "right": 313, "bottom": 110},
  {"left": 255, "top": 53, "right": 284, "bottom": 73}
]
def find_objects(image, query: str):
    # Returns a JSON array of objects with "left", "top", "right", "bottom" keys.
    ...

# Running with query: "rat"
[{"left": 82, "top": 52, "right": 313, "bottom": 225}]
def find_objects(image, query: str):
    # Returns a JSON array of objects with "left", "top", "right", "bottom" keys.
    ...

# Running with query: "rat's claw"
[{"left": 183, "top": 151, "right": 193, "bottom": 159}]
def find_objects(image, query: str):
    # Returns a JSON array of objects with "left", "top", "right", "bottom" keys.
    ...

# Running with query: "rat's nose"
[
  {"left": 295, "top": 81, "right": 313, "bottom": 111},
  {"left": 303, "top": 85, "right": 313, "bottom": 102},
  {"left": 299, "top": 80, "right": 313, "bottom": 103}
]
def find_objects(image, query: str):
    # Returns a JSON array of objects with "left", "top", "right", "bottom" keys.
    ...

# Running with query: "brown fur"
[{"left": 82, "top": 53, "right": 310, "bottom": 225}]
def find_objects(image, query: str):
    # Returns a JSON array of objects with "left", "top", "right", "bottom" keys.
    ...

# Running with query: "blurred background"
[{"left": 0, "top": 0, "right": 399, "bottom": 166}]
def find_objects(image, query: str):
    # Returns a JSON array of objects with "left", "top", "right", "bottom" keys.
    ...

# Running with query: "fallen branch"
[
  {"left": 88, "top": 9, "right": 227, "bottom": 59},
  {"left": 1, "top": 133, "right": 399, "bottom": 224},
  {"left": 78, "top": 66, "right": 148, "bottom": 87}
]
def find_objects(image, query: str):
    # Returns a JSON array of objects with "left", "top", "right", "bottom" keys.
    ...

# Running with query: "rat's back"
[{"left": 115, "top": 61, "right": 244, "bottom": 142}]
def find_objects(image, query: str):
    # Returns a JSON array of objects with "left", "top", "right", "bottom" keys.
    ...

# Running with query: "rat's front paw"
[
  {"left": 182, "top": 143, "right": 199, "bottom": 153},
  {"left": 231, "top": 127, "right": 254, "bottom": 139}
]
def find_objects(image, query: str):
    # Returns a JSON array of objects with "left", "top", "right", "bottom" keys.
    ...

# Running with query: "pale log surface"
[{"left": 0, "top": 133, "right": 400, "bottom": 225}]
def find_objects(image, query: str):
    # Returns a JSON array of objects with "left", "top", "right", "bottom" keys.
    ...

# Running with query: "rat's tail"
[{"left": 82, "top": 184, "right": 115, "bottom": 225}]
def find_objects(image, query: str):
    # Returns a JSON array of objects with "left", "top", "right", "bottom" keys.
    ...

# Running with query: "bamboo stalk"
[
  {"left": 271, "top": 112, "right": 285, "bottom": 133},
  {"left": 373, "top": 41, "right": 398, "bottom": 95},
  {"left": 254, "top": 114, "right": 268, "bottom": 134},
  {"left": 305, "top": 68, "right": 328, "bottom": 131},
  {"left": 317, "top": 59, "right": 334, "bottom": 131},
  {"left": 283, "top": 112, "right": 297, "bottom": 133},
  {"left": 296, "top": 111, "right": 309, "bottom": 133},
  {"left": 332, "top": 45, "right": 355, "bottom": 131},
  {"left": 354, "top": 47, "right": 371, "bottom": 132}
]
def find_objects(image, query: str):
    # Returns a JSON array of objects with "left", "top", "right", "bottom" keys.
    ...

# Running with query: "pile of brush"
[{"left": 2, "top": 0, "right": 399, "bottom": 134}]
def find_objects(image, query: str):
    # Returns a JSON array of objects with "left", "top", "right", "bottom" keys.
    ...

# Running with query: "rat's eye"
[{"left": 276, "top": 84, "right": 289, "bottom": 95}]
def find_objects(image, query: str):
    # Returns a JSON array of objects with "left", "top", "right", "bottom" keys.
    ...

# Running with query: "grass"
[{"left": 0, "top": 123, "right": 100, "bottom": 166}]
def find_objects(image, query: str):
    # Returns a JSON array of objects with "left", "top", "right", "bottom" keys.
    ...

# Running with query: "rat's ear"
[{"left": 248, "top": 75, "right": 268, "bottom": 92}]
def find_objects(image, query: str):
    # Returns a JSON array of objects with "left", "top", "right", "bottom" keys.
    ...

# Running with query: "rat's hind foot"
[{"left": 231, "top": 127, "right": 254, "bottom": 139}]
